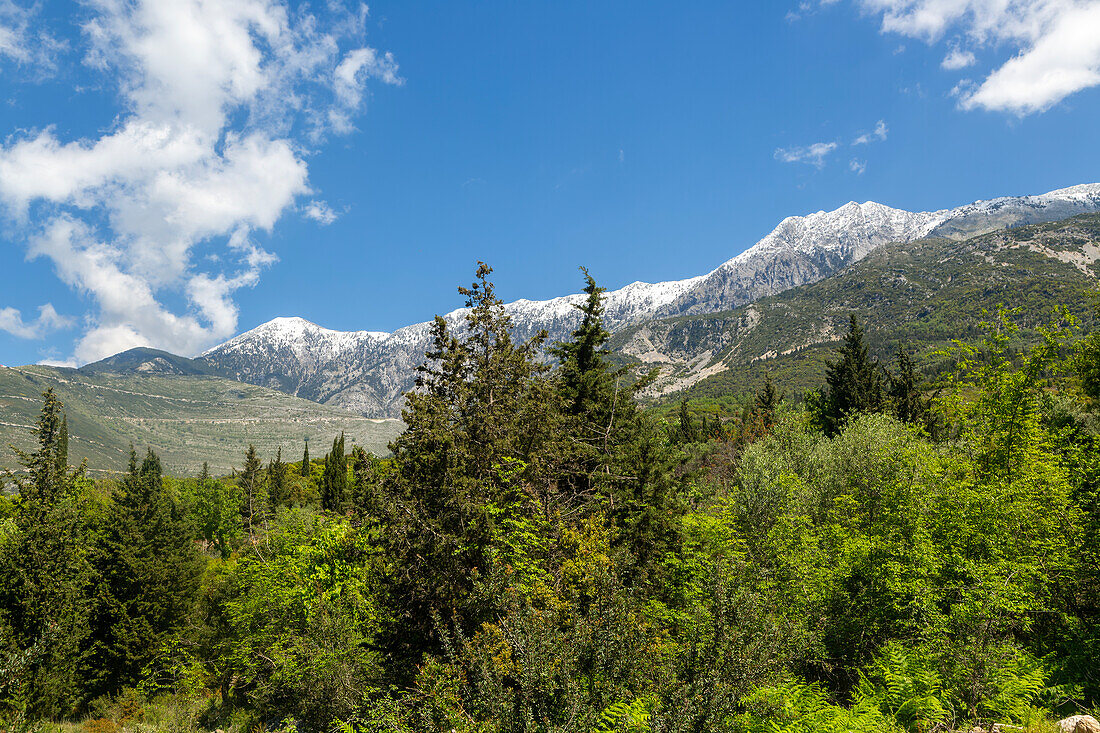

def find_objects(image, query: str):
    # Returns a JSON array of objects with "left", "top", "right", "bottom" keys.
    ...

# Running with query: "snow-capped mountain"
[{"left": 199, "top": 183, "right": 1100, "bottom": 417}]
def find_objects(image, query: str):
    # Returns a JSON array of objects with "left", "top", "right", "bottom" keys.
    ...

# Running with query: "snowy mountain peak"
[
  {"left": 207, "top": 316, "right": 388, "bottom": 358},
  {"left": 199, "top": 183, "right": 1100, "bottom": 417}
]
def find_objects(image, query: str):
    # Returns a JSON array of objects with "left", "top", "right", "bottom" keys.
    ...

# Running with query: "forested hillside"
[{"left": 2, "top": 265, "right": 1099, "bottom": 733}]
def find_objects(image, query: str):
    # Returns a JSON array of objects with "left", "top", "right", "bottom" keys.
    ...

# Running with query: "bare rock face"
[
  {"left": 1060, "top": 715, "right": 1100, "bottom": 733},
  {"left": 199, "top": 184, "right": 1100, "bottom": 418}
]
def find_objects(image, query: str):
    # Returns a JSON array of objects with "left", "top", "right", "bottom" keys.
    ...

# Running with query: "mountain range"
[
  {"left": 195, "top": 183, "right": 1100, "bottom": 417},
  {"left": 5, "top": 181, "right": 1097, "bottom": 473}
]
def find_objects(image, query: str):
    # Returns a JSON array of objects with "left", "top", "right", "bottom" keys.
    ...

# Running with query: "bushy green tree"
[{"left": 204, "top": 513, "right": 383, "bottom": 729}]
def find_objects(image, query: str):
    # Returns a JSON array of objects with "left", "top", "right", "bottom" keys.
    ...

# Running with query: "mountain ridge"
[{"left": 188, "top": 183, "right": 1100, "bottom": 416}]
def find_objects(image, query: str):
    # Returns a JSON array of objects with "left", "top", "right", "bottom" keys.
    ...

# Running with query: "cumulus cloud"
[
  {"left": 0, "top": 303, "right": 73, "bottom": 339},
  {"left": 855, "top": 0, "right": 1100, "bottom": 114},
  {"left": 852, "top": 119, "right": 888, "bottom": 145},
  {"left": 775, "top": 141, "right": 838, "bottom": 168},
  {"left": 0, "top": 0, "right": 399, "bottom": 363}
]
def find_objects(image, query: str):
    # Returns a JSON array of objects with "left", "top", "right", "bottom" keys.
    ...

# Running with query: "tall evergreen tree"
[
  {"left": 755, "top": 372, "right": 781, "bottom": 427},
  {"left": 350, "top": 446, "right": 379, "bottom": 516},
  {"left": 239, "top": 445, "right": 265, "bottom": 539},
  {"left": 0, "top": 391, "right": 92, "bottom": 718},
  {"left": 301, "top": 440, "right": 310, "bottom": 477},
  {"left": 56, "top": 413, "right": 68, "bottom": 476},
  {"left": 819, "top": 315, "right": 886, "bottom": 435},
  {"left": 321, "top": 433, "right": 347, "bottom": 513},
  {"left": 887, "top": 341, "right": 928, "bottom": 426},
  {"left": 267, "top": 446, "right": 289, "bottom": 510},
  {"left": 677, "top": 398, "right": 698, "bottom": 444},
  {"left": 381, "top": 263, "right": 555, "bottom": 673},
  {"left": 89, "top": 448, "right": 202, "bottom": 698},
  {"left": 547, "top": 269, "right": 679, "bottom": 579}
]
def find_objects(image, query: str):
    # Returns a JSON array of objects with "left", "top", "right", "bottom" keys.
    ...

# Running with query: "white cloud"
[
  {"left": 852, "top": 119, "right": 888, "bottom": 145},
  {"left": 0, "top": 1, "right": 65, "bottom": 73},
  {"left": 942, "top": 47, "right": 976, "bottom": 69},
  {"left": 0, "top": 0, "right": 397, "bottom": 363},
  {"left": 304, "top": 200, "right": 339, "bottom": 225},
  {"left": 775, "top": 141, "right": 838, "bottom": 168},
  {"left": 856, "top": 0, "right": 1100, "bottom": 114},
  {"left": 849, "top": 158, "right": 867, "bottom": 174},
  {"left": 0, "top": 303, "right": 73, "bottom": 339},
  {"left": 329, "top": 46, "right": 402, "bottom": 133}
]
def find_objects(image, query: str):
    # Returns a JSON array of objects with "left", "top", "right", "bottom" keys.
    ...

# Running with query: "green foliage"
[
  {"left": 2, "top": 265, "right": 1098, "bottom": 733},
  {"left": 593, "top": 698, "right": 651, "bottom": 732},
  {"left": 204, "top": 512, "right": 383, "bottom": 729},
  {"left": 738, "top": 679, "right": 900, "bottom": 733},
  {"left": 180, "top": 475, "right": 242, "bottom": 560},
  {"left": 855, "top": 643, "right": 949, "bottom": 732}
]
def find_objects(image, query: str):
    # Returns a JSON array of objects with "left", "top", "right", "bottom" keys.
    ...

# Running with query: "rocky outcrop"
[{"left": 1060, "top": 715, "right": 1100, "bottom": 733}]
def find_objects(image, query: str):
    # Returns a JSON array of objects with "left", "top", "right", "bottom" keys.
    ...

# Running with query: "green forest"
[{"left": 2, "top": 264, "right": 1099, "bottom": 733}]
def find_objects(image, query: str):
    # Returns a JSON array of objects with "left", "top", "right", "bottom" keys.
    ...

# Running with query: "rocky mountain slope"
[
  {"left": 614, "top": 213, "right": 1100, "bottom": 402},
  {"left": 199, "top": 183, "right": 1100, "bottom": 418}
]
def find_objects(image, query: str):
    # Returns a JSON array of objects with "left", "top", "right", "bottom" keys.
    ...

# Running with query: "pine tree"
[
  {"left": 819, "top": 315, "right": 885, "bottom": 435},
  {"left": 199, "top": 461, "right": 210, "bottom": 482}
]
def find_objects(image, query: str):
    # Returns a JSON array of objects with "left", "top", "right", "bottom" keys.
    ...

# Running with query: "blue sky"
[{"left": 1, "top": 0, "right": 1099, "bottom": 366}]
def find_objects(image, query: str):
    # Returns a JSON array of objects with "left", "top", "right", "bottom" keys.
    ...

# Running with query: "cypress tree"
[
  {"left": 350, "top": 446, "right": 378, "bottom": 516},
  {"left": 321, "top": 433, "right": 347, "bottom": 513},
  {"left": 56, "top": 413, "right": 68, "bottom": 476},
  {"left": 301, "top": 440, "right": 310, "bottom": 477},
  {"left": 678, "top": 398, "right": 697, "bottom": 444}
]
